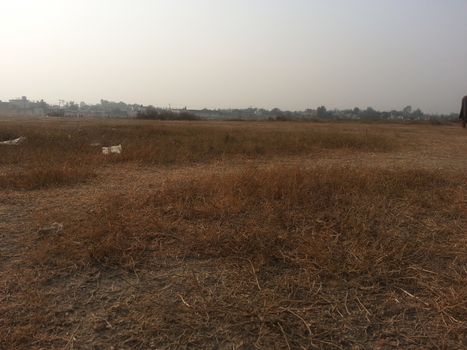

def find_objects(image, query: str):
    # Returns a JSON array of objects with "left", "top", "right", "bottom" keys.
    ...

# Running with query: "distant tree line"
[
  {"left": 0, "top": 96, "right": 459, "bottom": 122},
  {"left": 268, "top": 105, "right": 457, "bottom": 123},
  {"left": 136, "top": 106, "right": 200, "bottom": 121}
]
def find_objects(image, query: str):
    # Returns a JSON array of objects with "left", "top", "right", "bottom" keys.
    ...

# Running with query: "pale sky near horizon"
[{"left": 1, "top": 0, "right": 466, "bottom": 113}]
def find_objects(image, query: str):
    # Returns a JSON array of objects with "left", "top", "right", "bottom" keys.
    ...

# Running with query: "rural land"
[{"left": 0, "top": 116, "right": 466, "bottom": 349}]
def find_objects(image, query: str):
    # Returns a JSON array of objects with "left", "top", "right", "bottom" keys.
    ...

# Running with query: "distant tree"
[
  {"left": 412, "top": 108, "right": 424, "bottom": 119},
  {"left": 137, "top": 106, "right": 159, "bottom": 119},
  {"left": 402, "top": 105, "right": 412, "bottom": 118},
  {"left": 317, "top": 106, "right": 327, "bottom": 118},
  {"left": 271, "top": 108, "right": 283, "bottom": 117},
  {"left": 360, "top": 107, "right": 380, "bottom": 120}
]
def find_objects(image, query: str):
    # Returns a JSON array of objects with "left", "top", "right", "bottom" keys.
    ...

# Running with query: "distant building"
[
  {"left": 1, "top": 96, "right": 46, "bottom": 116},
  {"left": 9, "top": 96, "right": 30, "bottom": 109}
]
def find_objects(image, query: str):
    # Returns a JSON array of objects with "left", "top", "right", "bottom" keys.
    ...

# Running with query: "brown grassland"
[{"left": 0, "top": 116, "right": 466, "bottom": 349}]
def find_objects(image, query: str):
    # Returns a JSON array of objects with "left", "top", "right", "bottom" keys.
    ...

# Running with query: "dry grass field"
[{"left": 0, "top": 116, "right": 466, "bottom": 349}]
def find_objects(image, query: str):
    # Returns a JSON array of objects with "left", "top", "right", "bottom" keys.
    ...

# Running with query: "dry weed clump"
[{"left": 30, "top": 165, "right": 466, "bottom": 348}]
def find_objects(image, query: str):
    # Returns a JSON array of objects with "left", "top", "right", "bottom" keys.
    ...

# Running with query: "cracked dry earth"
[{"left": 1, "top": 122, "right": 466, "bottom": 349}]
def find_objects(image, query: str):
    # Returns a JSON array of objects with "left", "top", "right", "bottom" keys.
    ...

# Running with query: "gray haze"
[{"left": 1, "top": 0, "right": 466, "bottom": 113}]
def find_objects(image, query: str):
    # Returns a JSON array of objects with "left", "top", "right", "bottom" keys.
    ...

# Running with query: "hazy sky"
[{"left": 1, "top": 0, "right": 466, "bottom": 113}]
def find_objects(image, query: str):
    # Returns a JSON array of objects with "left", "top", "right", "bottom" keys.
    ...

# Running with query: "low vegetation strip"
[
  {"left": 0, "top": 121, "right": 394, "bottom": 167},
  {"left": 25, "top": 165, "right": 466, "bottom": 348},
  {"left": 0, "top": 121, "right": 395, "bottom": 190},
  {"left": 0, "top": 161, "right": 96, "bottom": 190}
]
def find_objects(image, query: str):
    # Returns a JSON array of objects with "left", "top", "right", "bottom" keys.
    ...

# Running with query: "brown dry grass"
[
  {"left": 41, "top": 166, "right": 458, "bottom": 265},
  {"left": 23, "top": 165, "right": 466, "bottom": 349},
  {"left": 0, "top": 124, "right": 99, "bottom": 190},
  {"left": 1, "top": 117, "right": 466, "bottom": 349},
  {"left": 0, "top": 161, "right": 96, "bottom": 190},
  {"left": 0, "top": 118, "right": 394, "bottom": 190}
]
